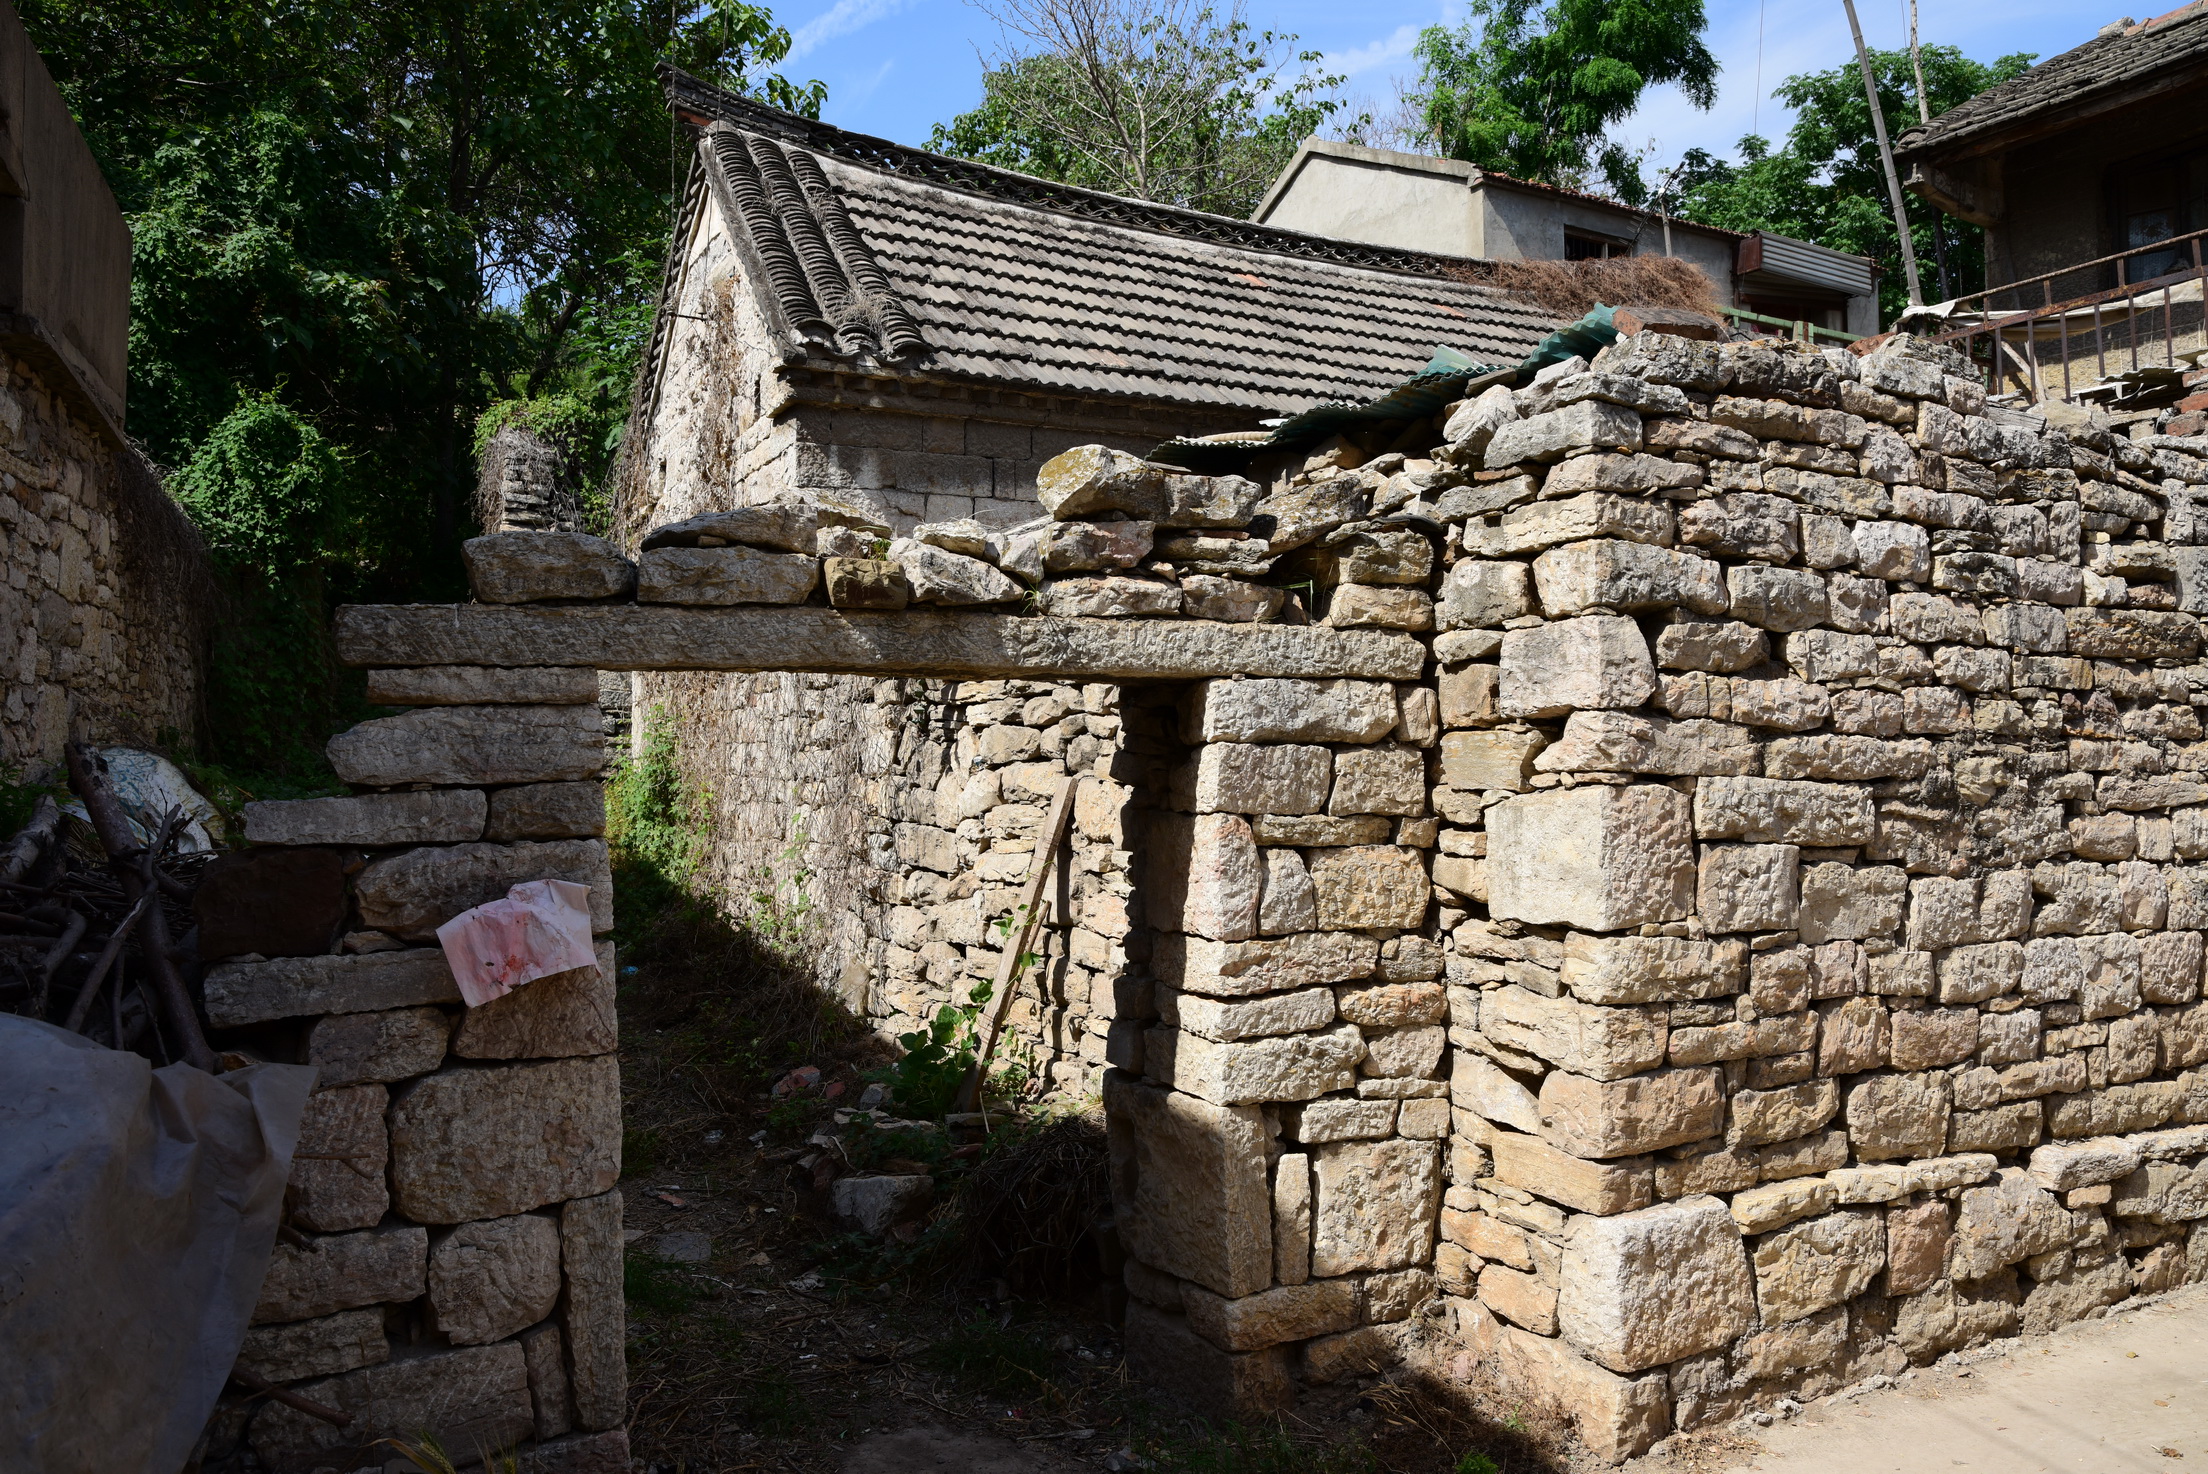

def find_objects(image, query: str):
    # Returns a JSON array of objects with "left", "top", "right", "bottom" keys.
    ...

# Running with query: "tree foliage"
[
  {"left": 929, "top": 0, "right": 1350, "bottom": 217},
  {"left": 1411, "top": 0, "right": 1718, "bottom": 200},
  {"left": 1672, "top": 44, "right": 2035, "bottom": 322},
  {"left": 22, "top": 0, "right": 820, "bottom": 775}
]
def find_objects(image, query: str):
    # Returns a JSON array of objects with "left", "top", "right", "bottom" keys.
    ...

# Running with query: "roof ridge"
[{"left": 658, "top": 63, "right": 1495, "bottom": 282}]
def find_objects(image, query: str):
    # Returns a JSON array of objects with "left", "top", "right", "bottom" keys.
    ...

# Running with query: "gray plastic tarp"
[{"left": 0, "top": 1016, "right": 315, "bottom": 1474}]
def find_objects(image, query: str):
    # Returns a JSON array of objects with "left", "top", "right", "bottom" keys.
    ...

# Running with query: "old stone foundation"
[{"left": 220, "top": 328, "right": 2208, "bottom": 1465}]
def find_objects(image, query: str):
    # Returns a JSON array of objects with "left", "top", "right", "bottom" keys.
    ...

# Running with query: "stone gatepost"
[{"left": 206, "top": 666, "right": 623, "bottom": 1471}]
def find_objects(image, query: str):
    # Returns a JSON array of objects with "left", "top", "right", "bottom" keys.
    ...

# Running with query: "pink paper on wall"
[{"left": 435, "top": 878, "right": 598, "bottom": 1007}]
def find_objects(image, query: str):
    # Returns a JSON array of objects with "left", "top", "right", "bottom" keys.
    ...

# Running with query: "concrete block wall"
[{"left": 204, "top": 672, "right": 626, "bottom": 1473}]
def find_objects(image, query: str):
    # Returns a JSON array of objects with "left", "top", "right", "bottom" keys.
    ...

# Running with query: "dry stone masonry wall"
[{"left": 204, "top": 667, "right": 625, "bottom": 1473}]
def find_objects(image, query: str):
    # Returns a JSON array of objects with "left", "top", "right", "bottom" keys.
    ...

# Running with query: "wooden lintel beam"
[{"left": 333, "top": 604, "right": 1428, "bottom": 683}]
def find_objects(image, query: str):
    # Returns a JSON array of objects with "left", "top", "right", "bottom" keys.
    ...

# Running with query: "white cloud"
[
  {"left": 1329, "top": 23, "right": 1422, "bottom": 77},
  {"left": 790, "top": 0, "right": 910, "bottom": 61}
]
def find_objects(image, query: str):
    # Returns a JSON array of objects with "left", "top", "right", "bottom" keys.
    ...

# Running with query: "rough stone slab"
[
  {"left": 354, "top": 838, "right": 612, "bottom": 941},
  {"left": 388, "top": 1056, "right": 621, "bottom": 1223},
  {"left": 464, "top": 532, "right": 635, "bottom": 604},
  {"left": 1556, "top": 1195, "right": 1756, "bottom": 1373},
  {"left": 1185, "top": 678, "right": 1396, "bottom": 743},
  {"left": 328, "top": 704, "right": 604, "bottom": 787},
  {"left": 1161, "top": 983, "right": 1335, "bottom": 1041},
  {"left": 636, "top": 545, "right": 819, "bottom": 605},
  {"left": 243, "top": 789, "right": 487, "bottom": 847},
  {"left": 1487, "top": 783, "right": 1695, "bottom": 931},
  {"left": 429, "top": 1212, "right": 564, "bottom": 1345},
  {"left": 1181, "top": 1279, "right": 1359, "bottom": 1351},
  {"left": 206, "top": 949, "right": 462, "bottom": 1027},
  {"left": 1539, "top": 1066, "right": 1725, "bottom": 1158},
  {"left": 249, "top": 1341, "right": 533, "bottom": 1466},
  {"left": 1152, "top": 931, "right": 1379, "bottom": 997},
  {"left": 1189, "top": 743, "right": 1331, "bottom": 815},
  {"left": 1310, "top": 1138, "right": 1441, "bottom": 1275},
  {"left": 366, "top": 665, "right": 604, "bottom": 706},
  {"left": 334, "top": 604, "right": 1426, "bottom": 681},
  {"left": 641, "top": 502, "right": 819, "bottom": 552},
  {"left": 1694, "top": 776, "right": 1875, "bottom": 845},
  {"left": 253, "top": 1225, "right": 427, "bottom": 1324},
  {"left": 453, "top": 941, "right": 617, "bottom": 1060},
  {"left": 1491, "top": 1129, "right": 1654, "bottom": 1215},
  {"left": 1122, "top": 1301, "right": 1292, "bottom": 1421},
  {"left": 1752, "top": 1208, "right": 1885, "bottom": 1322},
  {"left": 1103, "top": 1073, "right": 1273, "bottom": 1298},
  {"left": 1149, "top": 812, "right": 1260, "bottom": 939},
  {"left": 485, "top": 781, "right": 606, "bottom": 840},
  {"left": 305, "top": 1006, "right": 451, "bottom": 1087},
  {"left": 562, "top": 1189, "right": 627, "bottom": 1430},
  {"left": 1560, "top": 934, "right": 1747, "bottom": 1004},
  {"left": 289, "top": 1085, "right": 390, "bottom": 1231},
  {"left": 520, "top": 1322, "right": 573, "bottom": 1440},
  {"left": 1307, "top": 845, "right": 1429, "bottom": 929},
  {"left": 235, "top": 1307, "right": 389, "bottom": 1383},
  {"left": 1147, "top": 1022, "right": 1365, "bottom": 1104}
]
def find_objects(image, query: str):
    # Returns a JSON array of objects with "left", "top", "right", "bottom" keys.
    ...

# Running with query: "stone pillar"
[
  {"left": 207, "top": 661, "right": 625, "bottom": 1471},
  {"left": 477, "top": 422, "right": 584, "bottom": 533}
]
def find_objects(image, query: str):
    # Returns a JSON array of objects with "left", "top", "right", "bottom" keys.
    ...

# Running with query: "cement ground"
[{"left": 1633, "top": 1282, "right": 2208, "bottom": 1474}]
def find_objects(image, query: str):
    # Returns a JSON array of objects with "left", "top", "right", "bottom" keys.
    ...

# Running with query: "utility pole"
[
  {"left": 1843, "top": 0, "right": 1923, "bottom": 305},
  {"left": 1906, "top": 0, "right": 1955, "bottom": 300}
]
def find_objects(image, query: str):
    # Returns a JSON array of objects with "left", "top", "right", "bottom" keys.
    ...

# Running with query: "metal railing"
[
  {"left": 1719, "top": 306, "right": 1862, "bottom": 346},
  {"left": 1926, "top": 225, "right": 2208, "bottom": 402}
]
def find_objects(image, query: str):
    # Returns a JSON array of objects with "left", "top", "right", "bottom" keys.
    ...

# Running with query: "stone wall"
[
  {"left": 0, "top": 348, "right": 210, "bottom": 766},
  {"left": 206, "top": 668, "right": 625, "bottom": 1473}
]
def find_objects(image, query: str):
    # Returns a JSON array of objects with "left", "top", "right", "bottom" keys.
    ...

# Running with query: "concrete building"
[{"left": 1254, "top": 138, "right": 1881, "bottom": 338}]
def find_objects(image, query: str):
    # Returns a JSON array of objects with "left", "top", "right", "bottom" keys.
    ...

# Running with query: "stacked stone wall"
[
  {"left": 204, "top": 671, "right": 625, "bottom": 1472},
  {"left": 0, "top": 350, "right": 210, "bottom": 766}
]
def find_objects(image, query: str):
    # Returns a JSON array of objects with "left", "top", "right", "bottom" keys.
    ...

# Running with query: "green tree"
[
  {"left": 929, "top": 0, "right": 1350, "bottom": 217},
  {"left": 1411, "top": 0, "right": 1718, "bottom": 200},
  {"left": 1672, "top": 44, "right": 2034, "bottom": 322},
  {"left": 21, "top": 0, "right": 821, "bottom": 777}
]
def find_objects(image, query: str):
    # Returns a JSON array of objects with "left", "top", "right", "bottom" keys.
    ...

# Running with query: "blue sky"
[{"left": 774, "top": 0, "right": 2113, "bottom": 185}]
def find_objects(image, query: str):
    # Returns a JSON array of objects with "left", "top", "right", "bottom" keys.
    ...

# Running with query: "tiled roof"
[
  {"left": 1897, "top": 3, "right": 2208, "bottom": 159},
  {"left": 654, "top": 69, "right": 1557, "bottom": 416}
]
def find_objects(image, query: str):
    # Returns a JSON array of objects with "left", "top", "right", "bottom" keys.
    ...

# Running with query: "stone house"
[
  {"left": 614, "top": 72, "right": 1556, "bottom": 1053},
  {"left": 0, "top": 0, "right": 210, "bottom": 766}
]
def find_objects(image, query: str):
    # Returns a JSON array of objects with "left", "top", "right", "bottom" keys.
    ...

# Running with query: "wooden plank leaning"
[{"left": 954, "top": 776, "right": 1082, "bottom": 1116}]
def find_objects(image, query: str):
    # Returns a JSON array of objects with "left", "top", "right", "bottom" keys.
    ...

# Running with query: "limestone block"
[
  {"left": 1655, "top": 617, "right": 1768, "bottom": 673},
  {"left": 486, "top": 782, "right": 605, "bottom": 841},
  {"left": 1765, "top": 735, "right": 1933, "bottom": 781},
  {"left": 823, "top": 556, "right": 911, "bottom": 609},
  {"left": 1488, "top": 784, "right": 1694, "bottom": 931},
  {"left": 561, "top": 1189, "right": 626, "bottom": 1430},
  {"left": 253, "top": 1226, "right": 427, "bottom": 1324},
  {"left": 1884, "top": 1197, "right": 1952, "bottom": 1296},
  {"left": 208, "top": 948, "right": 462, "bottom": 1028},
  {"left": 1727, "top": 1079, "right": 1840, "bottom": 1146},
  {"left": 1949, "top": 1167, "right": 2077, "bottom": 1280},
  {"left": 1534, "top": 538, "right": 1728, "bottom": 618},
  {"left": 1890, "top": 1006, "right": 1980, "bottom": 1071},
  {"left": 1951, "top": 1100, "right": 2044, "bottom": 1153},
  {"left": 1122, "top": 1302, "right": 1291, "bottom": 1420},
  {"left": 1162, "top": 472, "right": 1263, "bottom": 529},
  {"left": 1499, "top": 616, "right": 1656, "bottom": 719},
  {"left": 429, "top": 1213, "right": 563, "bottom": 1345},
  {"left": 1726, "top": 565, "right": 1829, "bottom": 632},
  {"left": 1274, "top": 1153, "right": 1311, "bottom": 1284},
  {"left": 1193, "top": 743, "right": 1331, "bottom": 815},
  {"left": 1150, "top": 1022, "right": 1365, "bottom": 1104},
  {"left": 1153, "top": 931, "right": 1378, "bottom": 997},
  {"left": 306, "top": 1006, "right": 450, "bottom": 1087},
  {"left": 1560, "top": 934, "right": 1746, "bottom": 1004},
  {"left": 452, "top": 941, "right": 617, "bottom": 1060},
  {"left": 1479, "top": 492, "right": 1676, "bottom": 557},
  {"left": 1439, "top": 729, "right": 1547, "bottom": 790},
  {"left": 1037, "top": 518, "right": 1154, "bottom": 572},
  {"left": 1751, "top": 1209, "right": 1884, "bottom": 1322},
  {"left": 1540, "top": 1067, "right": 1725, "bottom": 1158},
  {"left": 1557, "top": 1195, "right": 1756, "bottom": 1373},
  {"left": 1037, "top": 446, "right": 1165, "bottom": 518},
  {"left": 1329, "top": 746, "right": 1425, "bottom": 817},
  {"left": 249, "top": 1342, "right": 533, "bottom": 1467},
  {"left": 1253, "top": 814, "right": 1392, "bottom": 846},
  {"left": 244, "top": 789, "right": 486, "bottom": 847},
  {"left": 1255, "top": 848, "right": 1316, "bottom": 935},
  {"left": 236, "top": 1308, "right": 388, "bottom": 1383},
  {"left": 1730, "top": 1177, "right": 1835, "bottom": 1234},
  {"left": 1698, "top": 844, "right": 1800, "bottom": 933},
  {"left": 1103, "top": 1074, "right": 1273, "bottom": 1297},
  {"left": 464, "top": 532, "right": 634, "bottom": 603},
  {"left": 1436, "top": 559, "right": 1534, "bottom": 630},
  {"left": 366, "top": 665, "right": 603, "bottom": 706},
  {"left": 290, "top": 1085, "right": 390, "bottom": 1232},
  {"left": 636, "top": 545, "right": 818, "bottom": 605},
  {"left": 1453, "top": 1052, "right": 1543, "bottom": 1132},
  {"left": 1532, "top": 711, "right": 1758, "bottom": 778},
  {"left": 1482, "top": 985, "right": 1667, "bottom": 1080},
  {"left": 1042, "top": 573, "right": 1182, "bottom": 617},
  {"left": 1187, "top": 678, "right": 1395, "bottom": 743},
  {"left": 356, "top": 838, "right": 613, "bottom": 947},
  {"left": 1486, "top": 399, "right": 1642, "bottom": 466},
  {"left": 1310, "top": 1139, "right": 1441, "bottom": 1275},
  {"left": 1181, "top": 1279, "right": 1359, "bottom": 1351},
  {"left": 1336, "top": 980, "right": 1446, "bottom": 1027},
  {"left": 1694, "top": 777, "right": 1875, "bottom": 845},
  {"left": 1307, "top": 845, "right": 1428, "bottom": 929},
  {"left": 388, "top": 1056, "right": 621, "bottom": 1223},
  {"left": 892, "top": 540, "right": 1023, "bottom": 605},
  {"left": 1290, "top": 1098, "right": 1397, "bottom": 1142},
  {"left": 1151, "top": 812, "right": 1260, "bottom": 941},
  {"left": 1491, "top": 1129, "right": 1653, "bottom": 1215},
  {"left": 1325, "top": 585, "right": 1432, "bottom": 630},
  {"left": 641, "top": 502, "right": 821, "bottom": 552},
  {"left": 1796, "top": 863, "right": 1907, "bottom": 944},
  {"left": 1182, "top": 574, "right": 1284, "bottom": 622},
  {"left": 1846, "top": 1072, "right": 1953, "bottom": 1161},
  {"left": 329, "top": 705, "right": 604, "bottom": 787},
  {"left": 1817, "top": 995, "right": 1890, "bottom": 1076},
  {"left": 1360, "top": 1024, "right": 1445, "bottom": 1078},
  {"left": 1163, "top": 984, "right": 1334, "bottom": 1041}
]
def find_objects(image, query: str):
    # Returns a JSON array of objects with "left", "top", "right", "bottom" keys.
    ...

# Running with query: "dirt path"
[{"left": 1632, "top": 1284, "right": 2208, "bottom": 1474}]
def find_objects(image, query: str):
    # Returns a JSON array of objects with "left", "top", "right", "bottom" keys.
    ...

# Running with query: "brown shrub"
[{"left": 1449, "top": 254, "right": 1728, "bottom": 323}]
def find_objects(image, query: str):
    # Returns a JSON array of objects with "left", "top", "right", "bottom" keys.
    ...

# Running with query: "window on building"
[
  {"left": 2114, "top": 148, "right": 2208, "bottom": 282},
  {"left": 1564, "top": 231, "right": 1629, "bottom": 261}
]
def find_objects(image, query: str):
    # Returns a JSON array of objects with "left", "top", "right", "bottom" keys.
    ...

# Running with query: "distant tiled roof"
[
  {"left": 1897, "top": 3, "right": 2208, "bottom": 159},
  {"left": 652, "top": 68, "right": 1556, "bottom": 416}
]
